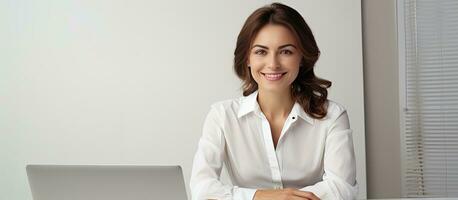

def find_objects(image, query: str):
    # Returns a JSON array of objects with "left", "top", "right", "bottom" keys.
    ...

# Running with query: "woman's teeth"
[{"left": 262, "top": 73, "right": 285, "bottom": 81}]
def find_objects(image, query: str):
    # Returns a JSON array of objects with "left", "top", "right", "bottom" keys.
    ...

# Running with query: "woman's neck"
[{"left": 257, "top": 89, "right": 295, "bottom": 120}]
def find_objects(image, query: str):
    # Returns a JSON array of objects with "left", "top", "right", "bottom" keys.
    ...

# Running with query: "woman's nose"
[{"left": 267, "top": 54, "right": 281, "bottom": 70}]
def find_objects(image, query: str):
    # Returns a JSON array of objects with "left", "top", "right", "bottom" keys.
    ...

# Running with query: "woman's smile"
[{"left": 261, "top": 72, "right": 287, "bottom": 81}]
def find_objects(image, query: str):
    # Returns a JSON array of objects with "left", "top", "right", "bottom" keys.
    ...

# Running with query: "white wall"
[
  {"left": 362, "top": 0, "right": 402, "bottom": 198},
  {"left": 0, "top": 0, "right": 366, "bottom": 199}
]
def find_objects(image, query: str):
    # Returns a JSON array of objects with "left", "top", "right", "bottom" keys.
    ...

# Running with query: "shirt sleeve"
[
  {"left": 190, "top": 105, "right": 258, "bottom": 200},
  {"left": 300, "top": 110, "right": 358, "bottom": 200}
]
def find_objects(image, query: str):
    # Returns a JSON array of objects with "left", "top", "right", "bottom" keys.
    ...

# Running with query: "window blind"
[{"left": 400, "top": 0, "right": 458, "bottom": 197}]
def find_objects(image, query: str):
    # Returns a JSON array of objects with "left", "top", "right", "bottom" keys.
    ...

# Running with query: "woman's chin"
[{"left": 258, "top": 85, "right": 290, "bottom": 93}]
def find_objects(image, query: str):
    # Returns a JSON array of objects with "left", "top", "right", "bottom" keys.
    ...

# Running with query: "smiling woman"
[
  {"left": 233, "top": 3, "right": 332, "bottom": 120},
  {"left": 190, "top": 2, "right": 358, "bottom": 200}
]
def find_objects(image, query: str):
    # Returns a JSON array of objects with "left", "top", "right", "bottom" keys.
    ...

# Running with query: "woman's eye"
[
  {"left": 281, "top": 50, "right": 293, "bottom": 55},
  {"left": 254, "top": 50, "right": 267, "bottom": 55}
]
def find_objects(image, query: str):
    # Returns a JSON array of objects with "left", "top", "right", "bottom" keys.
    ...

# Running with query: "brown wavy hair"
[{"left": 233, "top": 2, "right": 331, "bottom": 119}]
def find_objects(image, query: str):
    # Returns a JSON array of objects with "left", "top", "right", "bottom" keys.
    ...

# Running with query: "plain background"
[
  {"left": 0, "top": 0, "right": 366, "bottom": 199},
  {"left": 362, "top": 0, "right": 402, "bottom": 198}
]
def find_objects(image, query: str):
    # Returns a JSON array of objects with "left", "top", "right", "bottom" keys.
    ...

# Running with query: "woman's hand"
[{"left": 253, "top": 188, "right": 320, "bottom": 200}]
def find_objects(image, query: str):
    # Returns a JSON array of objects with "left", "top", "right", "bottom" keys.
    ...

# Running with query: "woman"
[{"left": 190, "top": 3, "right": 358, "bottom": 200}]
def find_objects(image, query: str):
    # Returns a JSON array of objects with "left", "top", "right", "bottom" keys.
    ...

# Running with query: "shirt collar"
[
  {"left": 237, "top": 90, "right": 259, "bottom": 118},
  {"left": 237, "top": 90, "right": 314, "bottom": 125},
  {"left": 290, "top": 100, "right": 315, "bottom": 125}
]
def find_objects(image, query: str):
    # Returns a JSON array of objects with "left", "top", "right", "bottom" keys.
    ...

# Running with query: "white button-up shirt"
[{"left": 190, "top": 91, "right": 358, "bottom": 200}]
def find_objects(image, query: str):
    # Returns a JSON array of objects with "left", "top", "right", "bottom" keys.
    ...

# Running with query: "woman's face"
[{"left": 248, "top": 24, "right": 303, "bottom": 93}]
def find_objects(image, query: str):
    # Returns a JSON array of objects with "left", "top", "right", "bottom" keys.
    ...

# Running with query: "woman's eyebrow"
[
  {"left": 278, "top": 44, "right": 297, "bottom": 49},
  {"left": 251, "top": 44, "right": 297, "bottom": 49}
]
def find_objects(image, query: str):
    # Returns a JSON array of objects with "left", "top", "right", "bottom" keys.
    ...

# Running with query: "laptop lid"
[{"left": 26, "top": 165, "right": 188, "bottom": 200}]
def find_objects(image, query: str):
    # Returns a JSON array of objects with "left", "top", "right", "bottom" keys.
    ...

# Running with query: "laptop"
[{"left": 26, "top": 165, "right": 188, "bottom": 200}]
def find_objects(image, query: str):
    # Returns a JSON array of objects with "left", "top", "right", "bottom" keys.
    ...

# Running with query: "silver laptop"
[{"left": 26, "top": 165, "right": 188, "bottom": 200}]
